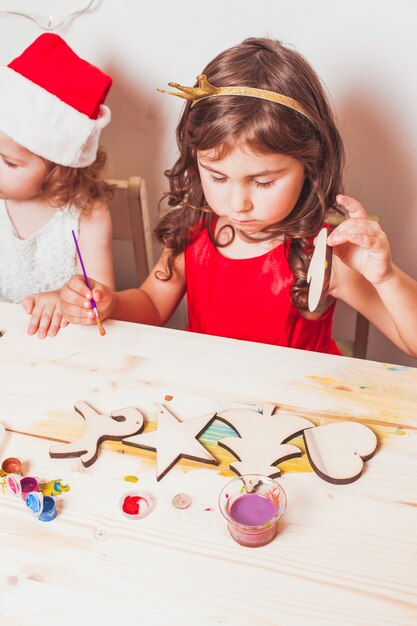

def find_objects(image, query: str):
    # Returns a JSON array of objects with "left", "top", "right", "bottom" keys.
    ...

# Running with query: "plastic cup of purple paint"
[{"left": 218, "top": 474, "right": 287, "bottom": 547}]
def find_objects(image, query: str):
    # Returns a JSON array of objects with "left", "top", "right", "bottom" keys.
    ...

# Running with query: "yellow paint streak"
[
  {"left": 305, "top": 373, "right": 417, "bottom": 431},
  {"left": 29, "top": 370, "right": 416, "bottom": 478},
  {"left": 31, "top": 411, "right": 407, "bottom": 478}
]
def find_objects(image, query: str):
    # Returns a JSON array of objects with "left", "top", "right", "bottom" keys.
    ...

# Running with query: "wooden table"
[{"left": 0, "top": 301, "right": 416, "bottom": 626}]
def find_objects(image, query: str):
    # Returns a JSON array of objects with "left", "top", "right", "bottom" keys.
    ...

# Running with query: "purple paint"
[
  {"left": 20, "top": 476, "right": 38, "bottom": 499},
  {"left": 230, "top": 493, "right": 275, "bottom": 526},
  {"left": 219, "top": 475, "right": 287, "bottom": 548}
]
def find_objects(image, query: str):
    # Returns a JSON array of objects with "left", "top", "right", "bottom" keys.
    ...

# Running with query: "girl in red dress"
[{"left": 62, "top": 38, "right": 417, "bottom": 358}]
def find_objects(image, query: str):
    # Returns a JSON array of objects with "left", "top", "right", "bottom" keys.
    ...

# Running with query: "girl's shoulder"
[
  {"left": 78, "top": 199, "right": 112, "bottom": 239},
  {"left": 78, "top": 199, "right": 110, "bottom": 223}
]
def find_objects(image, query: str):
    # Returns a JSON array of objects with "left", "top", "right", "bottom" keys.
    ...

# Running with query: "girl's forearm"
[
  {"left": 374, "top": 265, "right": 417, "bottom": 357},
  {"left": 110, "top": 288, "right": 163, "bottom": 326}
]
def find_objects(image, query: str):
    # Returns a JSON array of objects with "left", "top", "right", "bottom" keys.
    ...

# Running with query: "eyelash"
[
  {"left": 209, "top": 175, "right": 275, "bottom": 189},
  {"left": 2, "top": 158, "right": 17, "bottom": 169}
]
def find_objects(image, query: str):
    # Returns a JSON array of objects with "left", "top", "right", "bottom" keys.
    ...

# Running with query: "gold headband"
[{"left": 158, "top": 74, "right": 312, "bottom": 122}]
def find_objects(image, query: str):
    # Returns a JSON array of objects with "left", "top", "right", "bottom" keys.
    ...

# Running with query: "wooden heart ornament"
[{"left": 303, "top": 421, "right": 377, "bottom": 484}]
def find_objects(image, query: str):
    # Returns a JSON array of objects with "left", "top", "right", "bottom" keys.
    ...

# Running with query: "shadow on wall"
[
  {"left": 333, "top": 88, "right": 417, "bottom": 366},
  {"left": 98, "top": 61, "right": 187, "bottom": 331},
  {"left": 101, "top": 61, "right": 166, "bottom": 265}
]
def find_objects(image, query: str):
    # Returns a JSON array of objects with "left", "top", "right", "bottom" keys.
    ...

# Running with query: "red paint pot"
[
  {"left": 1, "top": 457, "right": 22, "bottom": 474},
  {"left": 120, "top": 490, "right": 152, "bottom": 520}
]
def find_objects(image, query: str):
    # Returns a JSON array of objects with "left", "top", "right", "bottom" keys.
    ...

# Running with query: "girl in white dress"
[{"left": 0, "top": 33, "right": 114, "bottom": 337}]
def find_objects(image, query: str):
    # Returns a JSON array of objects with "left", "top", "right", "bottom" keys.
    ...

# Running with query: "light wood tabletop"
[{"left": 0, "top": 301, "right": 416, "bottom": 626}]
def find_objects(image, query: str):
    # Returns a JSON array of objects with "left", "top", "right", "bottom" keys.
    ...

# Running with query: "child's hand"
[
  {"left": 60, "top": 275, "right": 114, "bottom": 325},
  {"left": 327, "top": 195, "right": 393, "bottom": 286},
  {"left": 21, "top": 290, "right": 68, "bottom": 339}
]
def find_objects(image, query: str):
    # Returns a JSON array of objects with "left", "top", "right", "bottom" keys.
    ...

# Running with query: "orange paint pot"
[{"left": 1, "top": 457, "right": 22, "bottom": 474}]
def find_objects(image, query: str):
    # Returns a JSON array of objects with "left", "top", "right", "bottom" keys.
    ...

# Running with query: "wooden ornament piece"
[
  {"left": 303, "top": 421, "right": 377, "bottom": 484},
  {"left": 307, "top": 227, "right": 328, "bottom": 312},
  {"left": 49, "top": 401, "right": 144, "bottom": 467},
  {"left": 123, "top": 405, "right": 218, "bottom": 481},
  {"left": 216, "top": 406, "right": 315, "bottom": 478}
]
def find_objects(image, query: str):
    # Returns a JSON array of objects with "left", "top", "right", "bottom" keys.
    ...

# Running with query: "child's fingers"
[
  {"left": 327, "top": 218, "right": 381, "bottom": 246},
  {"left": 27, "top": 306, "right": 43, "bottom": 336},
  {"left": 336, "top": 194, "right": 368, "bottom": 219},
  {"left": 66, "top": 274, "right": 94, "bottom": 299},
  {"left": 61, "top": 301, "right": 96, "bottom": 325},
  {"left": 61, "top": 283, "right": 91, "bottom": 309},
  {"left": 92, "top": 287, "right": 105, "bottom": 302},
  {"left": 21, "top": 295, "right": 35, "bottom": 315},
  {"left": 36, "top": 309, "right": 54, "bottom": 339},
  {"left": 47, "top": 311, "right": 63, "bottom": 337},
  {"left": 330, "top": 232, "right": 383, "bottom": 250}
]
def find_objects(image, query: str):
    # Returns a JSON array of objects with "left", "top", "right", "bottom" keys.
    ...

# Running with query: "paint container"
[
  {"left": 1, "top": 457, "right": 22, "bottom": 474},
  {"left": 218, "top": 474, "right": 286, "bottom": 547},
  {"left": 6, "top": 474, "right": 39, "bottom": 500},
  {"left": 120, "top": 490, "right": 152, "bottom": 520},
  {"left": 6, "top": 473, "right": 23, "bottom": 496},
  {"left": 25, "top": 492, "right": 57, "bottom": 522},
  {"left": 20, "top": 476, "right": 39, "bottom": 500}
]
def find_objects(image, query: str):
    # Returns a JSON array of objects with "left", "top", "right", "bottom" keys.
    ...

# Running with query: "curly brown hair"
[
  {"left": 156, "top": 37, "right": 344, "bottom": 310},
  {"left": 39, "top": 146, "right": 114, "bottom": 213}
]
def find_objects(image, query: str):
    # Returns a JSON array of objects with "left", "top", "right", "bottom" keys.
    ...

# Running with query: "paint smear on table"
[
  {"left": 29, "top": 366, "right": 416, "bottom": 478},
  {"left": 302, "top": 373, "right": 417, "bottom": 444}
]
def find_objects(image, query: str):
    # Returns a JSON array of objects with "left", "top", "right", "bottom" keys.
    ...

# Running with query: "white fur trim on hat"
[{"left": 0, "top": 66, "right": 111, "bottom": 167}]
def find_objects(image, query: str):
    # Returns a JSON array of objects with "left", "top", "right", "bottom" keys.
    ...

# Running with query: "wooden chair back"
[
  {"left": 327, "top": 213, "right": 380, "bottom": 359},
  {"left": 107, "top": 177, "right": 153, "bottom": 289}
]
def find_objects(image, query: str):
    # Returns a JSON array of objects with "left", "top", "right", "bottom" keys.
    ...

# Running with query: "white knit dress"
[{"left": 0, "top": 199, "right": 81, "bottom": 303}]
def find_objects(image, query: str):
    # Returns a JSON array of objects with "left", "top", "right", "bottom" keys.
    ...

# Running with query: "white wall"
[{"left": 1, "top": 0, "right": 417, "bottom": 366}]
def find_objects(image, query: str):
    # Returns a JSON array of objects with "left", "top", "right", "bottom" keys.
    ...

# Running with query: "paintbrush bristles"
[{"left": 96, "top": 315, "right": 106, "bottom": 336}]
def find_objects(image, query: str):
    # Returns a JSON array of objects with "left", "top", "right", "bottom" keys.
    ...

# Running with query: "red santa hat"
[{"left": 0, "top": 33, "right": 112, "bottom": 167}]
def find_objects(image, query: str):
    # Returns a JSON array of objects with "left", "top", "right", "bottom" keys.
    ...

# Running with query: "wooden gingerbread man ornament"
[{"left": 49, "top": 401, "right": 144, "bottom": 467}]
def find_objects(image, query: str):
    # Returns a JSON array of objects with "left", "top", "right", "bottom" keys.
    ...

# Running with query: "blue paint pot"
[
  {"left": 25, "top": 492, "right": 57, "bottom": 522},
  {"left": 39, "top": 496, "right": 57, "bottom": 522}
]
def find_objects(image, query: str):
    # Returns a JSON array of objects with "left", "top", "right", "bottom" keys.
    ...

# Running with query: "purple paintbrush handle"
[{"left": 71, "top": 230, "right": 97, "bottom": 311}]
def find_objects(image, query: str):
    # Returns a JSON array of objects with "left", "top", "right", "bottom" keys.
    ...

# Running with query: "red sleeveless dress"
[{"left": 184, "top": 228, "right": 341, "bottom": 355}]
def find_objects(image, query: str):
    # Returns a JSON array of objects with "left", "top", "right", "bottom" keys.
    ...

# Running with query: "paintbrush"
[{"left": 71, "top": 229, "right": 106, "bottom": 336}]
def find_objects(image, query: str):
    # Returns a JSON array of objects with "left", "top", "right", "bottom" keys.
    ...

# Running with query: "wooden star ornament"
[{"left": 123, "top": 405, "right": 218, "bottom": 480}]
